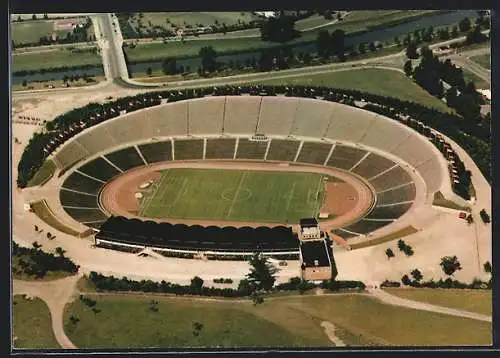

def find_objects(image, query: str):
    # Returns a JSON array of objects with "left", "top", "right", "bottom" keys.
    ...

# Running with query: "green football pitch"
[{"left": 139, "top": 168, "right": 327, "bottom": 223}]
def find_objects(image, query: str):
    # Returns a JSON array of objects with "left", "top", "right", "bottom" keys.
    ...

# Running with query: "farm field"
[
  {"left": 63, "top": 292, "right": 492, "bottom": 348},
  {"left": 12, "top": 47, "right": 102, "bottom": 72},
  {"left": 139, "top": 168, "right": 324, "bottom": 223},
  {"left": 11, "top": 17, "right": 93, "bottom": 45},
  {"left": 470, "top": 53, "right": 491, "bottom": 70},
  {"left": 12, "top": 295, "right": 60, "bottom": 349},
  {"left": 384, "top": 288, "right": 492, "bottom": 316}
]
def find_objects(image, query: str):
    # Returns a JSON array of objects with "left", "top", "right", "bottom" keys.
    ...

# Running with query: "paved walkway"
[
  {"left": 367, "top": 286, "right": 492, "bottom": 323},
  {"left": 13, "top": 275, "right": 81, "bottom": 349},
  {"left": 320, "top": 321, "right": 346, "bottom": 347}
]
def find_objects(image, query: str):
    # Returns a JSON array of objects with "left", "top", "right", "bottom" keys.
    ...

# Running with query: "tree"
[
  {"left": 440, "top": 256, "right": 462, "bottom": 276},
  {"left": 55, "top": 247, "right": 66, "bottom": 257},
  {"left": 404, "top": 60, "right": 413, "bottom": 76},
  {"left": 237, "top": 278, "right": 255, "bottom": 296},
  {"left": 397, "top": 239, "right": 406, "bottom": 252},
  {"left": 401, "top": 274, "right": 412, "bottom": 286},
  {"left": 47, "top": 232, "right": 52, "bottom": 239},
  {"left": 43, "top": 13, "right": 48, "bottom": 19},
  {"left": 451, "top": 25, "right": 459, "bottom": 38},
  {"left": 437, "top": 27, "right": 450, "bottom": 40},
  {"left": 32, "top": 14, "right": 37, "bottom": 20},
  {"left": 466, "top": 214, "right": 474, "bottom": 225},
  {"left": 459, "top": 17, "right": 471, "bottom": 32},
  {"left": 246, "top": 253, "right": 278, "bottom": 291},
  {"left": 34, "top": 225, "right": 38, "bottom": 232},
  {"left": 483, "top": 261, "right": 492, "bottom": 273},
  {"left": 190, "top": 276, "right": 204, "bottom": 294},
  {"left": 358, "top": 42, "right": 366, "bottom": 54},
  {"left": 199, "top": 46, "right": 217, "bottom": 73},
  {"left": 260, "top": 14, "right": 299, "bottom": 43},
  {"left": 32, "top": 241, "right": 42, "bottom": 250},
  {"left": 394, "top": 35, "right": 401, "bottom": 46},
  {"left": 406, "top": 41, "right": 419, "bottom": 59},
  {"left": 368, "top": 42, "right": 376, "bottom": 52},
  {"left": 192, "top": 321, "right": 204, "bottom": 336},
  {"left": 480, "top": 209, "right": 490, "bottom": 223},
  {"left": 403, "top": 245, "right": 414, "bottom": 257},
  {"left": 251, "top": 291, "right": 264, "bottom": 305},
  {"left": 385, "top": 248, "right": 395, "bottom": 259},
  {"left": 316, "top": 30, "right": 331, "bottom": 58},
  {"left": 146, "top": 67, "right": 152, "bottom": 76},
  {"left": 411, "top": 269, "right": 423, "bottom": 282},
  {"left": 162, "top": 58, "right": 177, "bottom": 75},
  {"left": 22, "top": 79, "right": 28, "bottom": 87},
  {"left": 17, "top": 15, "right": 22, "bottom": 22},
  {"left": 330, "top": 29, "right": 345, "bottom": 61}
]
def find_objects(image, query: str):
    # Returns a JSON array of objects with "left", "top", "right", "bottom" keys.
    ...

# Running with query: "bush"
[
  {"left": 480, "top": 209, "right": 490, "bottom": 223},
  {"left": 380, "top": 280, "right": 401, "bottom": 288}
]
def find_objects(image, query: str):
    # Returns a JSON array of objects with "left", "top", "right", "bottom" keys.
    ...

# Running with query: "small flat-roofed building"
[{"left": 299, "top": 217, "right": 321, "bottom": 240}]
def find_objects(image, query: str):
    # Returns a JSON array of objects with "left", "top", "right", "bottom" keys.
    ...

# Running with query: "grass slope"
[
  {"left": 470, "top": 53, "right": 490, "bottom": 70},
  {"left": 462, "top": 68, "right": 490, "bottom": 90},
  {"left": 27, "top": 159, "right": 56, "bottom": 187},
  {"left": 12, "top": 48, "right": 102, "bottom": 72},
  {"left": 140, "top": 168, "right": 323, "bottom": 223},
  {"left": 31, "top": 200, "right": 82, "bottom": 236},
  {"left": 384, "top": 288, "right": 492, "bottom": 316},
  {"left": 64, "top": 294, "right": 330, "bottom": 348},
  {"left": 12, "top": 295, "right": 60, "bottom": 349}
]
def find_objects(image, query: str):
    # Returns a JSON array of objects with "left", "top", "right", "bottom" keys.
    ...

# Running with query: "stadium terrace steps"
[
  {"left": 223, "top": 96, "right": 260, "bottom": 134},
  {"left": 326, "top": 144, "right": 368, "bottom": 170},
  {"left": 390, "top": 134, "right": 435, "bottom": 168},
  {"left": 105, "top": 114, "right": 155, "bottom": 145},
  {"left": 60, "top": 189, "right": 100, "bottom": 208},
  {"left": 376, "top": 183, "right": 417, "bottom": 205},
  {"left": 105, "top": 147, "right": 145, "bottom": 172},
  {"left": 369, "top": 165, "right": 413, "bottom": 192},
  {"left": 290, "top": 98, "right": 333, "bottom": 138},
  {"left": 205, "top": 138, "right": 237, "bottom": 159},
  {"left": 296, "top": 142, "right": 333, "bottom": 165},
  {"left": 235, "top": 138, "right": 268, "bottom": 160},
  {"left": 174, "top": 139, "right": 204, "bottom": 160},
  {"left": 53, "top": 140, "right": 89, "bottom": 171},
  {"left": 78, "top": 156, "right": 121, "bottom": 182},
  {"left": 138, "top": 141, "right": 172, "bottom": 163},
  {"left": 266, "top": 139, "right": 300, "bottom": 162},
  {"left": 351, "top": 152, "right": 396, "bottom": 179},
  {"left": 415, "top": 156, "right": 443, "bottom": 194},
  {"left": 359, "top": 115, "right": 413, "bottom": 153},
  {"left": 149, "top": 101, "right": 188, "bottom": 137},
  {"left": 188, "top": 97, "right": 225, "bottom": 135},
  {"left": 63, "top": 207, "right": 109, "bottom": 223},
  {"left": 62, "top": 171, "right": 104, "bottom": 195},
  {"left": 364, "top": 202, "right": 413, "bottom": 220},
  {"left": 74, "top": 129, "right": 116, "bottom": 158},
  {"left": 324, "top": 104, "right": 374, "bottom": 142},
  {"left": 257, "top": 97, "right": 298, "bottom": 135}
]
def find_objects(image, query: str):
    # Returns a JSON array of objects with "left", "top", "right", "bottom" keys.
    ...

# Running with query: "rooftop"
[{"left": 300, "top": 240, "right": 330, "bottom": 267}]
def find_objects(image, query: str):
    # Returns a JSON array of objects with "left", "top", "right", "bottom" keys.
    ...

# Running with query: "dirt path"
[
  {"left": 99, "top": 160, "right": 374, "bottom": 230},
  {"left": 367, "top": 287, "right": 492, "bottom": 323},
  {"left": 13, "top": 275, "right": 81, "bottom": 349},
  {"left": 320, "top": 321, "right": 346, "bottom": 347}
]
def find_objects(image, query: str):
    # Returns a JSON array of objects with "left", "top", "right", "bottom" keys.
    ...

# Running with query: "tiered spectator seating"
[
  {"left": 290, "top": 98, "right": 332, "bottom": 138},
  {"left": 148, "top": 101, "right": 188, "bottom": 137},
  {"left": 205, "top": 138, "right": 236, "bottom": 159},
  {"left": 59, "top": 189, "right": 99, "bottom": 208},
  {"left": 138, "top": 140, "right": 172, "bottom": 163},
  {"left": 257, "top": 97, "right": 297, "bottom": 135},
  {"left": 235, "top": 138, "right": 267, "bottom": 160},
  {"left": 104, "top": 115, "right": 155, "bottom": 145},
  {"left": 188, "top": 97, "right": 224, "bottom": 134},
  {"left": 78, "top": 157, "right": 121, "bottom": 182},
  {"left": 104, "top": 147, "right": 145, "bottom": 172},
  {"left": 62, "top": 171, "right": 104, "bottom": 195},
  {"left": 53, "top": 140, "right": 89, "bottom": 171},
  {"left": 360, "top": 115, "right": 413, "bottom": 153},
  {"left": 341, "top": 219, "right": 393, "bottom": 235},
  {"left": 326, "top": 144, "right": 367, "bottom": 170},
  {"left": 376, "top": 183, "right": 416, "bottom": 205},
  {"left": 351, "top": 152, "right": 396, "bottom": 178},
  {"left": 63, "top": 207, "right": 109, "bottom": 222},
  {"left": 296, "top": 142, "right": 333, "bottom": 165},
  {"left": 325, "top": 104, "right": 374, "bottom": 142},
  {"left": 266, "top": 139, "right": 300, "bottom": 162},
  {"left": 224, "top": 96, "right": 260, "bottom": 134},
  {"left": 389, "top": 134, "right": 435, "bottom": 168},
  {"left": 369, "top": 165, "right": 413, "bottom": 192},
  {"left": 364, "top": 202, "right": 412, "bottom": 220},
  {"left": 174, "top": 139, "right": 204, "bottom": 160},
  {"left": 415, "top": 156, "right": 443, "bottom": 194},
  {"left": 75, "top": 129, "right": 116, "bottom": 158},
  {"left": 85, "top": 221, "right": 106, "bottom": 229}
]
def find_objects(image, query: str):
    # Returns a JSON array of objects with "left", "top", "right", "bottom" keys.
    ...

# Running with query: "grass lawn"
[
  {"left": 12, "top": 48, "right": 102, "bottom": 72},
  {"left": 11, "top": 20, "right": 55, "bottom": 44},
  {"left": 282, "top": 295, "right": 492, "bottom": 346},
  {"left": 245, "top": 68, "right": 452, "bottom": 113},
  {"left": 462, "top": 68, "right": 490, "bottom": 90},
  {"left": 349, "top": 226, "right": 418, "bottom": 250},
  {"left": 384, "top": 288, "right": 492, "bottom": 316},
  {"left": 64, "top": 294, "right": 331, "bottom": 348},
  {"left": 26, "top": 159, "right": 56, "bottom": 187},
  {"left": 140, "top": 168, "right": 324, "bottom": 223},
  {"left": 470, "top": 54, "right": 490, "bottom": 70},
  {"left": 12, "top": 295, "right": 60, "bottom": 349},
  {"left": 31, "top": 200, "right": 82, "bottom": 236},
  {"left": 432, "top": 191, "right": 471, "bottom": 212}
]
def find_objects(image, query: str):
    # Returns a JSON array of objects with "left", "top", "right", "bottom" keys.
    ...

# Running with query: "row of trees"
[
  {"left": 12, "top": 241, "right": 79, "bottom": 278},
  {"left": 13, "top": 63, "right": 101, "bottom": 77},
  {"left": 260, "top": 13, "right": 300, "bottom": 43}
]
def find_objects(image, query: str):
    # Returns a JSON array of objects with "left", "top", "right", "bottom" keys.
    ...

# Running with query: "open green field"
[
  {"left": 470, "top": 54, "right": 490, "bottom": 70},
  {"left": 64, "top": 292, "right": 492, "bottom": 348},
  {"left": 140, "top": 168, "right": 324, "bottom": 223},
  {"left": 246, "top": 68, "right": 452, "bottom": 113},
  {"left": 11, "top": 18, "right": 93, "bottom": 45},
  {"left": 384, "top": 288, "right": 492, "bottom": 316},
  {"left": 12, "top": 48, "right": 102, "bottom": 72},
  {"left": 13, "top": 295, "right": 60, "bottom": 348}
]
